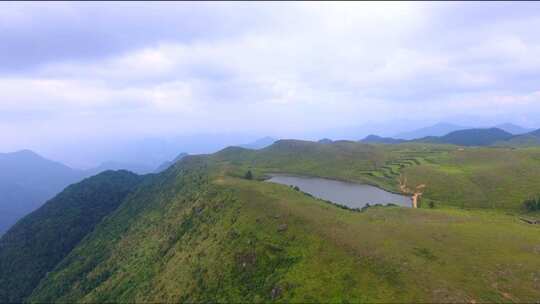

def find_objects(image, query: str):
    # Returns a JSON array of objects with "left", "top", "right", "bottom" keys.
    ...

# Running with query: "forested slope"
[{"left": 0, "top": 170, "right": 142, "bottom": 303}]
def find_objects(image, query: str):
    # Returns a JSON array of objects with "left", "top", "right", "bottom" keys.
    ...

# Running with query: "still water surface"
[{"left": 267, "top": 174, "right": 411, "bottom": 208}]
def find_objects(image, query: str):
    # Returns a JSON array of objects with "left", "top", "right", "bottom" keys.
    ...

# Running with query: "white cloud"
[{"left": 2, "top": 2, "right": 540, "bottom": 154}]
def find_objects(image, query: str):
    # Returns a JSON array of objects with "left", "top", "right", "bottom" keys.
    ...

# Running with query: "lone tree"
[{"left": 244, "top": 170, "right": 253, "bottom": 180}]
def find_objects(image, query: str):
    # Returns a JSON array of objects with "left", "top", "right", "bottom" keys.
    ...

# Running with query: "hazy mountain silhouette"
[
  {"left": 85, "top": 161, "right": 154, "bottom": 176},
  {"left": 239, "top": 136, "right": 277, "bottom": 149},
  {"left": 418, "top": 128, "right": 514, "bottom": 146},
  {"left": 154, "top": 153, "right": 189, "bottom": 173},
  {"left": 494, "top": 123, "right": 534, "bottom": 135},
  {"left": 0, "top": 150, "right": 86, "bottom": 235},
  {"left": 360, "top": 135, "right": 407, "bottom": 144},
  {"left": 394, "top": 123, "right": 469, "bottom": 140},
  {"left": 318, "top": 138, "right": 333, "bottom": 144}
]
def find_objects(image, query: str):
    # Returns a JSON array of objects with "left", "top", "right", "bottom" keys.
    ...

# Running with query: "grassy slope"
[
  {"left": 216, "top": 141, "right": 540, "bottom": 210},
  {"left": 402, "top": 147, "right": 540, "bottom": 209},
  {"left": 213, "top": 140, "right": 401, "bottom": 191},
  {"left": 0, "top": 170, "right": 142, "bottom": 303},
  {"left": 30, "top": 156, "right": 540, "bottom": 303}
]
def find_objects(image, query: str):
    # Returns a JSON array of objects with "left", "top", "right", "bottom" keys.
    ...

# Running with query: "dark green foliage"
[
  {"left": 0, "top": 170, "right": 142, "bottom": 303},
  {"left": 245, "top": 170, "right": 253, "bottom": 180},
  {"left": 413, "top": 247, "right": 437, "bottom": 261},
  {"left": 429, "top": 201, "right": 435, "bottom": 209},
  {"left": 523, "top": 196, "right": 540, "bottom": 212},
  {"left": 27, "top": 157, "right": 305, "bottom": 303},
  {"left": 231, "top": 245, "right": 298, "bottom": 301},
  {"left": 28, "top": 158, "right": 212, "bottom": 303}
]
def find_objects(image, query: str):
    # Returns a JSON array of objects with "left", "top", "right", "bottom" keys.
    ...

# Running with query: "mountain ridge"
[
  {"left": 240, "top": 136, "right": 277, "bottom": 150},
  {"left": 417, "top": 127, "right": 514, "bottom": 146},
  {"left": 494, "top": 123, "right": 534, "bottom": 135},
  {"left": 360, "top": 135, "right": 407, "bottom": 144},
  {"left": 393, "top": 123, "right": 468, "bottom": 140},
  {"left": 154, "top": 152, "right": 189, "bottom": 173},
  {"left": 0, "top": 150, "right": 87, "bottom": 235},
  {"left": 362, "top": 127, "right": 540, "bottom": 147},
  {"left": 0, "top": 170, "right": 142, "bottom": 303}
]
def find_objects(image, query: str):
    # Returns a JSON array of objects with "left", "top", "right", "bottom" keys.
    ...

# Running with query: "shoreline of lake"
[
  {"left": 265, "top": 173, "right": 412, "bottom": 209},
  {"left": 262, "top": 171, "right": 406, "bottom": 195}
]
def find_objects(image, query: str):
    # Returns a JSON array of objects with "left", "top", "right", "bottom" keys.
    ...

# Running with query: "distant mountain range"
[
  {"left": 49, "top": 133, "right": 266, "bottom": 169},
  {"left": 493, "top": 123, "right": 534, "bottom": 135},
  {"left": 393, "top": 123, "right": 468, "bottom": 140},
  {"left": 361, "top": 135, "right": 407, "bottom": 144},
  {"left": 417, "top": 128, "right": 514, "bottom": 146},
  {"left": 362, "top": 126, "right": 540, "bottom": 147},
  {"left": 0, "top": 150, "right": 86, "bottom": 235},
  {"left": 0, "top": 148, "right": 198, "bottom": 235},
  {"left": 154, "top": 153, "right": 189, "bottom": 173},
  {"left": 318, "top": 138, "right": 333, "bottom": 144},
  {"left": 85, "top": 161, "right": 155, "bottom": 176},
  {"left": 393, "top": 122, "right": 533, "bottom": 140},
  {"left": 239, "top": 137, "right": 277, "bottom": 150}
]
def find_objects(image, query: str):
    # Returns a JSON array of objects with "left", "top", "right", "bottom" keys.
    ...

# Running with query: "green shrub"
[{"left": 523, "top": 196, "right": 540, "bottom": 212}]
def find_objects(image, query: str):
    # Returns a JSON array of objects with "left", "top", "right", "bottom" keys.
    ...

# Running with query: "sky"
[{"left": 2, "top": 2, "right": 540, "bottom": 166}]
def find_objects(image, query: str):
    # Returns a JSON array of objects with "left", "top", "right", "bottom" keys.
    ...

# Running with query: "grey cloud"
[
  {"left": 2, "top": 2, "right": 540, "bottom": 165},
  {"left": 0, "top": 2, "right": 279, "bottom": 72}
]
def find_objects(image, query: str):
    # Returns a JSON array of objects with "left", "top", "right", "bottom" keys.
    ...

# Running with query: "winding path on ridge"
[{"left": 399, "top": 175, "right": 425, "bottom": 208}]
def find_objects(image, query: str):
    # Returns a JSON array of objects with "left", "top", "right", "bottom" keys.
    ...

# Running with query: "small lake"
[{"left": 266, "top": 174, "right": 411, "bottom": 209}]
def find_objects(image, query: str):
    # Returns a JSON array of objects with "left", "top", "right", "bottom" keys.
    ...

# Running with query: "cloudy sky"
[{"left": 2, "top": 2, "right": 540, "bottom": 163}]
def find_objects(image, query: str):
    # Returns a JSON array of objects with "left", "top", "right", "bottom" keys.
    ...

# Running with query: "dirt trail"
[
  {"left": 399, "top": 175, "right": 424, "bottom": 208},
  {"left": 412, "top": 184, "right": 426, "bottom": 208},
  {"left": 411, "top": 193, "right": 421, "bottom": 208}
]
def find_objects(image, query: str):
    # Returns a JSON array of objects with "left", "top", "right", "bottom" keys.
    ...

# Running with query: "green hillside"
[
  {"left": 0, "top": 170, "right": 142, "bottom": 303},
  {"left": 214, "top": 140, "right": 540, "bottom": 210},
  {"left": 0, "top": 141, "right": 538, "bottom": 302},
  {"left": 498, "top": 130, "right": 540, "bottom": 147},
  {"left": 26, "top": 154, "right": 540, "bottom": 303}
]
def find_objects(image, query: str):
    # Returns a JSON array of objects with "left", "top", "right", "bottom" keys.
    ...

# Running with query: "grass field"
[
  {"left": 29, "top": 152, "right": 540, "bottom": 303},
  {"left": 214, "top": 140, "right": 540, "bottom": 211}
]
